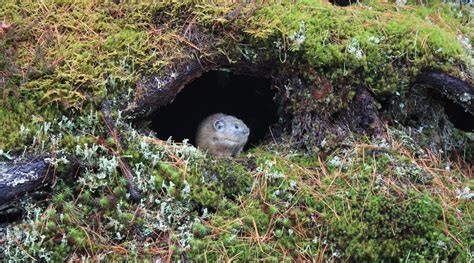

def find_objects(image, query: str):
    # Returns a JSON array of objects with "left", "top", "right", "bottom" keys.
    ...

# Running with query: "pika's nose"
[{"left": 243, "top": 128, "right": 250, "bottom": 136}]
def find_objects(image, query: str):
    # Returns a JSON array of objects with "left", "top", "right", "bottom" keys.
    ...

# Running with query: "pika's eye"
[
  {"left": 235, "top": 124, "right": 239, "bottom": 129},
  {"left": 214, "top": 120, "right": 225, "bottom": 131}
]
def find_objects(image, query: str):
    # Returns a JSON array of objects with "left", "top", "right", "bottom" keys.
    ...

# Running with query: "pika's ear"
[{"left": 213, "top": 120, "right": 225, "bottom": 131}]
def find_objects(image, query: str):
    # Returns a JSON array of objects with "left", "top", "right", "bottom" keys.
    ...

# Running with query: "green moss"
[
  {"left": 98, "top": 196, "right": 111, "bottom": 209},
  {"left": 0, "top": 98, "right": 60, "bottom": 150},
  {"left": 246, "top": 2, "right": 468, "bottom": 97},
  {"left": 188, "top": 158, "right": 253, "bottom": 207},
  {"left": 185, "top": 142, "right": 471, "bottom": 261},
  {"left": 326, "top": 189, "right": 448, "bottom": 261},
  {"left": 0, "top": 2, "right": 472, "bottom": 262},
  {"left": 0, "top": 1, "right": 167, "bottom": 112},
  {"left": 1, "top": 1, "right": 469, "bottom": 118}
]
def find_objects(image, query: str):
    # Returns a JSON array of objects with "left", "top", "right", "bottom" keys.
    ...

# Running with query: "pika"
[{"left": 196, "top": 113, "right": 250, "bottom": 157}]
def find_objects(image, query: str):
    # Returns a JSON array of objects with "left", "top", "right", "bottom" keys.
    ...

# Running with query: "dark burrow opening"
[
  {"left": 0, "top": 207, "right": 23, "bottom": 224},
  {"left": 431, "top": 91, "right": 474, "bottom": 132},
  {"left": 150, "top": 70, "right": 279, "bottom": 149}
]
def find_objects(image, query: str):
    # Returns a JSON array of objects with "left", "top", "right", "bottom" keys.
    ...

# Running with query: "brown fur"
[{"left": 196, "top": 113, "right": 250, "bottom": 157}]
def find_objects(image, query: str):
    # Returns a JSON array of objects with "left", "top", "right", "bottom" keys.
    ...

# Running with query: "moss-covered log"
[{"left": 0, "top": 1, "right": 472, "bottom": 262}]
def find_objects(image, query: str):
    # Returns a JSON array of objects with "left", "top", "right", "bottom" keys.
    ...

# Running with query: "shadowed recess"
[
  {"left": 433, "top": 91, "right": 474, "bottom": 132},
  {"left": 150, "top": 70, "right": 279, "bottom": 148}
]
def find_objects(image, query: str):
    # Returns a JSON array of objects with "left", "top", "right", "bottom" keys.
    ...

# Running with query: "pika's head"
[{"left": 212, "top": 114, "right": 250, "bottom": 146}]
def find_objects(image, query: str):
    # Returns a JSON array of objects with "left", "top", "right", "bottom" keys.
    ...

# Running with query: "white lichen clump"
[
  {"left": 347, "top": 38, "right": 363, "bottom": 60},
  {"left": 257, "top": 160, "right": 285, "bottom": 179},
  {"left": 459, "top": 92, "right": 472, "bottom": 104},
  {"left": 455, "top": 187, "right": 473, "bottom": 200},
  {"left": 288, "top": 21, "right": 306, "bottom": 49}
]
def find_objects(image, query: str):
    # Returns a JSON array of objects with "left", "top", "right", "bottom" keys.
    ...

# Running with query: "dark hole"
[
  {"left": 150, "top": 70, "right": 279, "bottom": 149},
  {"left": 442, "top": 100, "right": 474, "bottom": 132},
  {"left": 329, "top": 0, "right": 357, "bottom": 6},
  {"left": 0, "top": 207, "right": 23, "bottom": 224},
  {"left": 409, "top": 114, "right": 419, "bottom": 123},
  {"left": 430, "top": 91, "right": 474, "bottom": 132}
]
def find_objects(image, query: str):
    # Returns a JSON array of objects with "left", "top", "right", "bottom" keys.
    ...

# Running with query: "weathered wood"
[
  {"left": 415, "top": 71, "right": 474, "bottom": 114},
  {"left": 126, "top": 56, "right": 231, "bottom": 119},
  {"left": 0, "top": 159, "right": 51, "bottom": 206}
]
